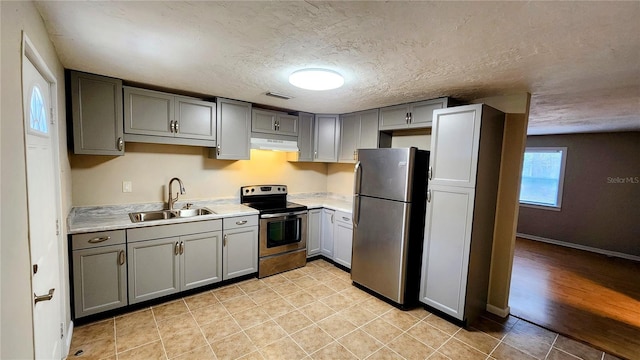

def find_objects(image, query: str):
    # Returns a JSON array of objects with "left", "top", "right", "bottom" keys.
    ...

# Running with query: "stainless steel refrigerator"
[{"left": 351, "top": 147, "right": 429, "bottom": 307}]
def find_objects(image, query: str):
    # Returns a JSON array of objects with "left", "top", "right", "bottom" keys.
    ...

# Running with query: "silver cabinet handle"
[
  {"left": 118, "top": 250, "right": 125, "bottom": 265},
  {"left": 331, "top": 214, "right": 334, "bottom": 223},
  {"left": 174, "top": 121, "right": 179, "bottom": 133},
  {"left": 117, "top": 137, "right": 124, "bottom": 151},
  {"left": 217, "top": 145, "right": 221, "bottom": 156},
  {"left": 88, "top": 236, "right": 110, "bottom": 244},
  {"left": 223, "top": 234, "right": 227, "bottom": 247},
  {"left": 409, "top": 112, "right": 412, "bottom": 123},
  {"left": 342, "top": 217, "right": 350, "bottom": 221},
  {"left": 179, "top": 241, "right": 184, "bottom": 255},
  {"left": 428, "top": 166, "right": 432, "bottom": 181},
  {"left": 405, "top": 113, "right": 409, "bottom": 124},
  {"left": 170, "top": 120, "right": 175, "bottom": 133},
  {"left": 427, "top": 189, "right": 432, "bottom": 203},
  {"left": 314, "top": 150, "right": 318, "bottom": 159},
  {"left": 236, "top": 220, "right": 247, "bottom": 225},
  {"left": 34, "top": 288, "right": 55, "bottom": 305},
  {"left": 174, "top": 242, "right": 180, "bottom": 255}
]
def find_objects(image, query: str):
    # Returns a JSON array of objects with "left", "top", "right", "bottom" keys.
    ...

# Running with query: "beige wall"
[
  {"left": 1, "top": 1, "right": 73, "bottom": 358},
  {"left": 71, "top": 145, "right": 328, "bottom": 206}
]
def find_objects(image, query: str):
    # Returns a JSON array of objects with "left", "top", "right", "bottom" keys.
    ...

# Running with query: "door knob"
[{"left": 34, "top": 288, "right": 55, "bottom": 305}]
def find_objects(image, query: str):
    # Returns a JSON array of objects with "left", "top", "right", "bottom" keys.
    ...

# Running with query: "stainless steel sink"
[
  {"left": 173, "top": 208, "right": 214, "bottom": 218},
  {"left": 129, "top": 208, "right": 215, "bottom": 223}
]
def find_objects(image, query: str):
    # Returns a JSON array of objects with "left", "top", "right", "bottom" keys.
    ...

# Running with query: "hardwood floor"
[{"left": 509, "top": 237, "right": 640, "bottom": 360}]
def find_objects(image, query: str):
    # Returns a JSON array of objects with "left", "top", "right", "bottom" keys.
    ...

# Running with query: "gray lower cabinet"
[
  {"left": 71, "top": 230, "right": 127, "bottom": 318},
  {"left": 379, "top": 97, "right": 449, "bottom": 131},
  {"left": 70, "top": 71, "right": 124, "bottom": 155},
  {"left": 212, "top": 98, "right": 251, "bottom": 160},
  {"left": 333, "top": 211, "right": 353, "bottom": 269},
  {"left": 314, "top": 114, "right": 340, "bottom": 162},
  {"left": 127, "top": 220, "right": 222, "bottom": 304},
  {"left": 320, "top": 208, "right": 335, "bottom": 257},
  {"left": 307, "top": 208, "right": 322, "bottom": 257},
  {"left": 223, "top": 215, "right": 259, "bottom": 280},
  {"left": 338, "top": 109, "right": 379, "bottom": 163},
  {"left": 123, "top": 86, "right": 216, "bottom": 146}
]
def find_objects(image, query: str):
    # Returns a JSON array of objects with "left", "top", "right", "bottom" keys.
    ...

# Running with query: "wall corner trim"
[{"left": 486, "top": 304, "right": 510, "bottom": 318}]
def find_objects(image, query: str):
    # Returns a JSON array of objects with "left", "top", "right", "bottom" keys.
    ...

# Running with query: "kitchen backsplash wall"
[{"left": 70, "top": 143, "right": 328, "bottom": 206}]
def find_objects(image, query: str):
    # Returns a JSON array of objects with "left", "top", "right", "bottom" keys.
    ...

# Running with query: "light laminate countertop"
[{"left": 68, "top": 194, "right": 352, "bottom": 234}]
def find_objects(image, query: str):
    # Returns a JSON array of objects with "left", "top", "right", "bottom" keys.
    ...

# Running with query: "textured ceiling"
[{"left": 35, "top": 1, "right": 639, "bottom": 135}]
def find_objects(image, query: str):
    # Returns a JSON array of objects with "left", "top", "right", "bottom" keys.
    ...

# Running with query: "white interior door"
[{"left": 23, "top": 44, "right": 63, "bottom": 359}]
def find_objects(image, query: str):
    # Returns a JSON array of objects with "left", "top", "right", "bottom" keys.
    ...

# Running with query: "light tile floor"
[{"left": 69, "top": 259, "right": 622, "bottom": 360}]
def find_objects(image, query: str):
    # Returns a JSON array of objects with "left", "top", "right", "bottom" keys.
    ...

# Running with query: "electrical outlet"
[{"left": 122, "top": 181, "right": 132, "bottom": 193}]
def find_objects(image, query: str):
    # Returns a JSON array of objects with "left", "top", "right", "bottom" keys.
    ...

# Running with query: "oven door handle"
[{"left": 260, "top": 211, "right": 307, "bottom": 219}]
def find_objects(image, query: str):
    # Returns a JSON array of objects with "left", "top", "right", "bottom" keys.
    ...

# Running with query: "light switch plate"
[{"left": 122, "top": 181, "right": 132, "bottom": 193}]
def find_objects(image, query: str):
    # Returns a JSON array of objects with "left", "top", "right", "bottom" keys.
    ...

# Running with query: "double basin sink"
[{"left": 129, "top": 208, "right": 215, "bottom": 223}]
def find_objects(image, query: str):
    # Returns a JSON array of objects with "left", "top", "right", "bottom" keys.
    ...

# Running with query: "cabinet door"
[
  {"left": 430, "top": 105, "right": 482, "bottom": 188},
  {"left": 320, "top": 209, "right": 335, "bottom": 257},
  {"left": 297, "top": 113, "right": 315, "bottom": 161},
  {"left": 70, "top": 71, "right": 124, "bottom": 155},
  {"left": 216, "top": 98, "right": 251, "bottom": 160},
  {"left": 333, "top": 213, "right": 353, "bottom": 269},
  {"left": 128, "top": 237, "right": 180, "bottom": 304},
  {"left": 314, "top": 114, "right": 339, "bottom": 162},
  {"left": 408, "top": 98, "right": 447, "bottom": 128},
  {"left": 72, "top": 244, "right": 127, "bottom": 318},
  {"left": 379, "top": 104, "right": 410, "bottom": 130},
  {"left": 252, "top": 109, "right": 277, "bottom": 134},
  {"left": 124, "top": 87, "right": 174, "bottom": 137},
  {"left": 181, "top": 231, "right": 223, "bottom": 291},
  {"left": 358, "top": 109, "right": 380, "bottom": 150},
  {"left": 223, "top": 226, "right": 258, "bottom": 280},
  {"left": 174, "top": 96, "right": 216, "bottom": 141},
  {"left": 420, "top": 184, "right": 475, "bottom": 320},
  {"left": 338, "top": 113, "right": 359, "bottom": 163},
  {"left": 277, "top": 114, "right": 299, "bottom": 136},
  {"left": 307, "top": 209, "right": 322, "bottom": 257}
]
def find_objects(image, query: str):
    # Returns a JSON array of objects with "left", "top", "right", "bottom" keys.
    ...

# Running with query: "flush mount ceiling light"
[{"left": 289, "top": 68, "right": 344, "bottom": 91}]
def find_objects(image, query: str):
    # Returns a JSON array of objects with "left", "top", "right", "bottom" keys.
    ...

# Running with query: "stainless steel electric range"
[{"left": 240, "top": 185, "right": 308, "bottom": 278}]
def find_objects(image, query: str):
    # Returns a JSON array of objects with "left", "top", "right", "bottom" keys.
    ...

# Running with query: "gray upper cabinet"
[
  {"left": 252, "top": 109, "right": 298, "bottom": 136},
  {"left": 379, "top": 97, "right": 449, "bottom": 131},
  {"left": 70, "top": 71, "right": 124, "bottom": 155},
  {"left": 71, "top": 230, "right": 127, "bottom": 318},
  {"left": 314, "top": 114, "right": 340, "bottom": 162},
  {"left": 213, "top": 98, "right": 251, "bottom": 160},
  {"left": 123, "top": 86, "right": 216, "bottom": 146},
  {"left": 296, "top": 112, "right": 315, "bottom": 162},
  {"left": 338, "top": 109, "right": 379, "bottom": 163}
]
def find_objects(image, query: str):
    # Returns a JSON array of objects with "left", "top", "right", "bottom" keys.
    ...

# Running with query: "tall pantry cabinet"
[{"left": 419, "top": 104, "right": 505, "bottom": 324}]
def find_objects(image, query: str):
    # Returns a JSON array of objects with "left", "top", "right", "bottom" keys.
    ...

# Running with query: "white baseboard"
[
  {"left": 486, "top": 304, "right": 510, "bottom": 318},
  {"left": 517, "top": 233, "right": 640, "bottom": 262},
  {"left": 64, "top": 320, "right": 74, "bottom": 358}
]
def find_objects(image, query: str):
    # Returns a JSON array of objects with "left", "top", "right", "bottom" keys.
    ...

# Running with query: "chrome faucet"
[{"left": 168, "top": 177, "right": 185, "bottom": 210}]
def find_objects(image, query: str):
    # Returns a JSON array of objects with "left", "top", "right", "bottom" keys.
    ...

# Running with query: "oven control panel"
[{"left": 241, "top": 185, "right": 288, "bottom": 197}]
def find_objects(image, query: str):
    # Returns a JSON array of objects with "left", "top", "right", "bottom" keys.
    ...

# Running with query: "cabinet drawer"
[
  {"left": 335, "top": 211, "right": 352, "bottom": 224},
  {"left": 224, "top": 215, "right": 259, "bottom": 230},
  {"left": 72, "top": 230, "right": 125, "bottom": 250}
]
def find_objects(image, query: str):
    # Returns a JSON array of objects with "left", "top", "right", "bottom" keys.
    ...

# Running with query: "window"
[
  {"left": 29, "top": 85, "right": 48, "bottom": 134},
  {"left": 519, "top": 147, "right": 567, "bottom": 209}
]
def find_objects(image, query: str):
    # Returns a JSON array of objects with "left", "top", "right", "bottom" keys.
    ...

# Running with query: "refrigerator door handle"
[
  {"left": 353, "top": 161, "right": 362, "bottom": 195},
  {"left": 353, "top": 195, "right": 360, "bottom": 228}
]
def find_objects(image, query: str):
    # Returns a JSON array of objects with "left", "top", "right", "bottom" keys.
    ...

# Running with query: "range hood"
[{"left": 250, "top": 137, "right": 299, "bottom": 152}]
